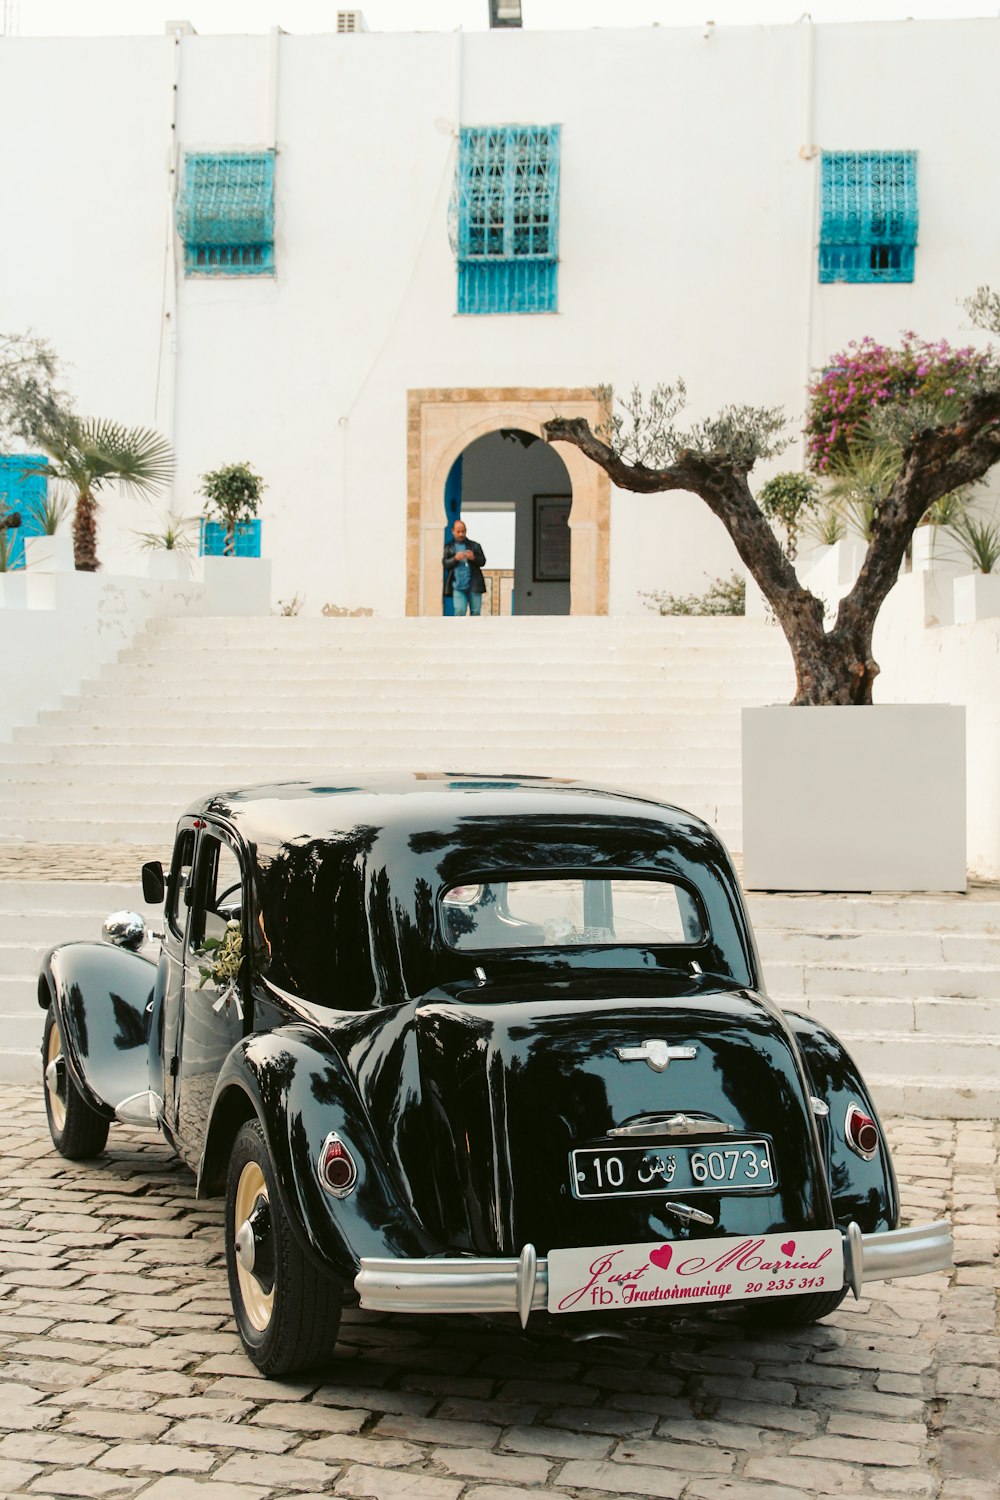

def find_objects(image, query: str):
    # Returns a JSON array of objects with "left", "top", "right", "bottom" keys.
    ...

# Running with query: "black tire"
[
  {"left": 737, "top": 1286, "right": 849, "bottom": 1326},
  {"left": 42, "top": 1006, "right": 110, "bottom": 1160},
  {"left": 225, "top": 1118, "right": 344, "bottom": 1377}
]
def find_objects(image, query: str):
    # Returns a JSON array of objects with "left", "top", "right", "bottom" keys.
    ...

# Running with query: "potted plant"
[
  {"left": 23, "top": 484, "right": 74, "bottom": 572},
  {"left": 198, "top": 461, "right": 271, "bottom": 614},
  {"left": 134, "top": 513, "right": 197, "bottom": 580},
  {"left": 949, "top": 512, "right": 1000, "bottom": 624},
  {"left": 544, "top": 300, "right": 1000, "bottom": 891},
  {"left": 200, "top": 461, "right": 265, "bottom": 556}
]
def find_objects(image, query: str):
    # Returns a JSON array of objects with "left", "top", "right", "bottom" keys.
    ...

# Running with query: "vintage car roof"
[
  {"left": 182, "top": 774, "right": 758, "bottom": 1007},
  {"left": 186, "top": 772, "right": 716, "bottom": 844}
]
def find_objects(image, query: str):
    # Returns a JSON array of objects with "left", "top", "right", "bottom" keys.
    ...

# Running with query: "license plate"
[
  {"left": 547, "top": 1229, "right": 843, "bottom": 1314},
  {"left": 570, "top": 1140, "right": 775, "bottom": 1199}
]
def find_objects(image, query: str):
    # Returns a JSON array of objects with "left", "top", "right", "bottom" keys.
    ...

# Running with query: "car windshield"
[{"left": 441, "top": 876, "right": 705, "bottom": 951}]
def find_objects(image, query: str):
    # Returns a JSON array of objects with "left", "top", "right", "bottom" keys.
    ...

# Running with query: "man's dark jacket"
[{"left": 442, "top": 536, "right": 487, "bottom": 597}]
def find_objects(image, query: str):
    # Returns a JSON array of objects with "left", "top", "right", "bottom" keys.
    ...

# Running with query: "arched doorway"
[
  {"left": 442, "top": 429, "right": 573, "bottom": 615},
  {"left": 407, "top": 387, "right": 610, "bottom": 616}
]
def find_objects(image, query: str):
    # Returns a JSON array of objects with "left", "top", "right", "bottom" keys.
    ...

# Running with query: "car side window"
[
  {"left": 190, "top": 836, "right": 243, "bottom": 951},
  {"left": 166, "top": 829, "right": 196, "bottom": 940}
]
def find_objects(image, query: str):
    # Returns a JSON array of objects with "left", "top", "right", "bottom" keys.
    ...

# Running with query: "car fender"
[
  {"left": 38, "top": 942, "right": 156, "bottom": 1118},
  {"left": 198, "top": 1025, "right": 439, "bottom": 1282},
  {"left": 785, "top": 1010, "right": 899, "bottom": 1233}
]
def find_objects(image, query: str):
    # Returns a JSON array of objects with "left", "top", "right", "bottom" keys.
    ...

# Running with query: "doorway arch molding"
[{"left": 406, "top": 387, "right": 610, "bottom": 616}]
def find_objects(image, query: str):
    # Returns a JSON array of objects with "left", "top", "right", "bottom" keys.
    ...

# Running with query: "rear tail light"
[
  {"left": 845, "top": 1103, "right": 879, "bottom": 1160},
  {"left": 318, "top": 1133, "right": 358, "bottom": 1196}
]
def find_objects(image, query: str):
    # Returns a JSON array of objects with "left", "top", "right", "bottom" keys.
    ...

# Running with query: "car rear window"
[{"left": 441, "top": 877, "right": 706, "bottom": 951}]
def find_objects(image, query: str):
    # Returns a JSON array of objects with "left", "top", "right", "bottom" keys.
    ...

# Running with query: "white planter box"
[
  {"left": 146, "top": 550, "right": 193, "bottom": 581},
  {"left": 24, "top": 534, "right": 75, "bottom": 572},
  {"left": 953, "top": 572, "right": 1000, "bottom": 625},
  {"left": 911, "top": 527, "right": 964, "bottom": 577},
  {"left": 742, "top": 704, "right": 966, "bottom": 892},
  {"left": 200, "top": 556, "right": 272, "bottom": 616}
]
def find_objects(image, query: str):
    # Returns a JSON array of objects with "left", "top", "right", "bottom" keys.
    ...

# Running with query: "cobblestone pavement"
[{"left": 0, "top": 1090, "right": 996, "bottom": 1500}]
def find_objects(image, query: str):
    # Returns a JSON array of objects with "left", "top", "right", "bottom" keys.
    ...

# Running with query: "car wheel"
[
  {"left": 738, "top": 1286, "right": 849, "bottom": 1326},
  {"left": 42, "top": 1006, "right": 110, "bottom": 1159},
  {"left": 225, "top": 1118, "right": 344, "bottom": 1376}
]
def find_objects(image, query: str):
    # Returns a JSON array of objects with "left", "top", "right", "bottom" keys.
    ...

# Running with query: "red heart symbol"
[
  {"left": 649, "top": 1244, "right": 673, "bottom": 1271},
  {"left": 780, "top": 1240, "right": 796, "bottom": 1256}
]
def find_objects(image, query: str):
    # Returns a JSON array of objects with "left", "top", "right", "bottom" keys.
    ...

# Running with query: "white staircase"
[
  {"left": 0, "top": 616, "right": 794, "bottom": 851},
  {"left": 749, "top": 893, "right": 1000, "bottom": 1119},
  {"left": 1, "top": 613, "right": 996, "bottom": 1116}
]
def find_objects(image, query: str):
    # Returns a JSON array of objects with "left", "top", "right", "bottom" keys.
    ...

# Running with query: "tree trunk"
[
  {"left": 786, "top": 617, "right": 877, "bottom": 705},
  {"left": 224, "top": 522, "right": 235, "bottom": 557},
  {"left": 72, "top": 488, "right": 99, "bottom": 572}
]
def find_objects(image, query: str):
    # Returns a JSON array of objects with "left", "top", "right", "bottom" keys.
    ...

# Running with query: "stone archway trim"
[{"left": 407, "top": 387, "right": 610, "bottom": 617}]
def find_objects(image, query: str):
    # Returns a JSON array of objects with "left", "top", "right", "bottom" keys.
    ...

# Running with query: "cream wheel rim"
[
  {"left": 234, "top": 1161, "right": 274, "bottom": 1332},
  {"left": 46, "top": 1019, "right": 66, "bottom": 1132}
]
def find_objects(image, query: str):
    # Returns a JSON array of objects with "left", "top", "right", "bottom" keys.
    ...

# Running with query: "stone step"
[
  {"left": 756, "top": 929, "right": 1000, "bottom": 966},
  {"left": 15, "top": 720, "right": 745, "bottom": 746},
  {"left": 767, "top": 959, "right": 1000, "bottom": 1000},
  {"left": 748, "top": 895, "right": 1000, "bottom": 935},
  {"left": 827, "top": 1031, "right": 1000, "bottom": 1083},
  {"left": 853, "top": 1076, "right": 1000, "bottom": 1119},
  {"left": 786, "top": 994, "right": 999, "bottom": 1040},
  {"left": 133, "top": 617, "right": 789, "bottom": 641},
  {"left": 0, "top": 881, "right": 147, "bottom": 913}
]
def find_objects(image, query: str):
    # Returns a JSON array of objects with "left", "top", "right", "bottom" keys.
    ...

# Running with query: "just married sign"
[{"left": 546, "top": 1230, "right": 844, "bottom": 1313}]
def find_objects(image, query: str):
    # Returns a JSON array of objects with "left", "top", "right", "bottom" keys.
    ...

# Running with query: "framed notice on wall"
[{"left": 533, "top": 494, "right": 572, "bottom": 581}]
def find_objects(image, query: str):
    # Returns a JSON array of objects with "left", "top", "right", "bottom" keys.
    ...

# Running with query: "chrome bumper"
[{"left": 355, "top": 1220, "right": 952, "bottom": 1326}]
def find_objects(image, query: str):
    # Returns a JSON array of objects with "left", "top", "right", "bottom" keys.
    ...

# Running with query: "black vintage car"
[{"left": 39, "top": 775, "right": 951, "bottom": 1375}]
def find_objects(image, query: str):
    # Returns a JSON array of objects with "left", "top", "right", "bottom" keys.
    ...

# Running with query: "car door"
[{"left": 173, "top": 824, "right": 249, "bottom": 1169}]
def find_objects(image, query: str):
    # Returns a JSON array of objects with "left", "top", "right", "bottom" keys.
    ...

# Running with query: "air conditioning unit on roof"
[{"left": 337, "top": 10, "right": 367, "bottom": 31}]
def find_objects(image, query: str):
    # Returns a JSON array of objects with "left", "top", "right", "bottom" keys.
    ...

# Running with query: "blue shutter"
[
  {"left": 455, "top": 126, "right": 560, "bottom": 314},
  {"left": 176, "top": 153, "right": 275, "bottom": 277},
  {"left": 0, "top": 455, "right": 49, "bottom": 570},
  {"left": 819, "top": 152, "right": 917, "bottom": 284}
]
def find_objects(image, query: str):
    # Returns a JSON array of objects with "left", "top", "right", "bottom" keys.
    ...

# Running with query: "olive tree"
[{"left": 544, "top": 292, "right": 1000, "bottom": 706}]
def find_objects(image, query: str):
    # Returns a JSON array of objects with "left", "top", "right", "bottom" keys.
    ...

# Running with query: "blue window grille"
[
  {"left": 0, "top": 455, "right": 48, "bottom": 570},
  {"left": 452, "top": 125, "right": 560, "bottom": 314},
  {"left": 176, "top": 152, "right": 275, "bottom": 277},
  {"left": 819, "top": 151, "right": 917, "bottom": 284},
  {"left": 199, "top": 519, "right": 262, "bottom": 557}
]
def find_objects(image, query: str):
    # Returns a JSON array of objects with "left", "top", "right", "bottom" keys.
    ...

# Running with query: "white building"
[{"left": 1, "top": 14, "right": 998, "bottom": 614}]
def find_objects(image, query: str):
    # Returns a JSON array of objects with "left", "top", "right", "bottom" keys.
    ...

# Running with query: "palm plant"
[
  {"left": 26, "top": 481, "right": 72, "bottom": 537},
  {"left": 134, "top": 512, "right": 197, "bottom": 553},
  {"left": 825, "top": 437, "right": 901, "bottom": 543},
  {"left": 25, "top": 417, "right": 174, "bottom": 571},
  {"left": 947, "top": 513, "right": 1000, "bottom": 574}
]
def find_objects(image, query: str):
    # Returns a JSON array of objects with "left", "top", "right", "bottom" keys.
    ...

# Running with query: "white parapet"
[{"left": 0, "top": 573, "right": 208, "bottom": 742}]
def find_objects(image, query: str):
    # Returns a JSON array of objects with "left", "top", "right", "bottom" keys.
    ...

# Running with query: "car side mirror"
[
  {"left": 142, "top": 861, "right": 166, "bottom": 904},
  {"left": 103, "top": 911, "right": 147, "bottom": 951}
]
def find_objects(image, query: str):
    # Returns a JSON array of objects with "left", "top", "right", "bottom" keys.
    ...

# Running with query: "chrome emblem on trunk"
[{"left": 614, "top": 1041, "right": 697, "bottom": 1073}]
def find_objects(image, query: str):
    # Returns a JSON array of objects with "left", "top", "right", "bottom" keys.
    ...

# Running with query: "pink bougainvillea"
[{"left": 805, "top": 333, "right": 994, "bottom": 471}]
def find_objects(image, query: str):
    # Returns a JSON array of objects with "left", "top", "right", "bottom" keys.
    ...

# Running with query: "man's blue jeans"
[{"left": 452, "top": 588, "right": 482, "bottom": 616}]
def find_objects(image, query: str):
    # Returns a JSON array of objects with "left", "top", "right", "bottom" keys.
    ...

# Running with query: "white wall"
[
  {"left": 1, "top": 20, "right": 998, "bottom": 614},
  {"left": 875, "top": 592, "right": 1000, "bottom": 880}
]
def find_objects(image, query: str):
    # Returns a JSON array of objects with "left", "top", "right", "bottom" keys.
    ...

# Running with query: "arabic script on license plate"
[{"left": 547, "top": 1230, "right": 843, "bottom": 1314}]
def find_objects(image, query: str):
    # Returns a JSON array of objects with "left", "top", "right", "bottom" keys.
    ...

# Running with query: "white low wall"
[
  {"left": 875, "top": 580, "right": 1000, "bottom": 881},
  {"left": 0, "top": 573, "right": 206, "bottom": 742}
]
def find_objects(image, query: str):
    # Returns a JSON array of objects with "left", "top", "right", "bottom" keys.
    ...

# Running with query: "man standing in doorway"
[{"left": 443, "top": 519, "right": 487, "bottom": 616}]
